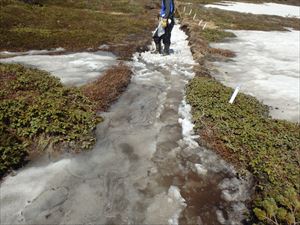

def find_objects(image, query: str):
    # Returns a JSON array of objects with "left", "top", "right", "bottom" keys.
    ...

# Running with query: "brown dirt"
[{"left": 81, "top": 63, "right": 133, "bottom": 112}]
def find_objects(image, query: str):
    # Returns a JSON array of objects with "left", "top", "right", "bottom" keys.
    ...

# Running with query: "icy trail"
[{"left": 0, "top": 25, "right": 251, "bottom": 225}]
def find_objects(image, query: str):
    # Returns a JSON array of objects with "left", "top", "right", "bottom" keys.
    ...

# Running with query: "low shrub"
[
  {"left": 0, "top": 63, "right": 101, "bottom": 176},
  {"left": 186, "top": 77, "right": 300, "bottom": 224}
]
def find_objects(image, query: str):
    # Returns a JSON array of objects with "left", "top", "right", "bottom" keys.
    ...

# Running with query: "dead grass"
[
  {"left": 81, "top": 64, "right": 132, "bottom": 111},
  {"left": 178, "top": 2, "right": 300, "bottom": 31}
]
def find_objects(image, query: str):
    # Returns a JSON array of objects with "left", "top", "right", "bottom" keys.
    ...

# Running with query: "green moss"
[
  {"left": 186, "top": 77, "right": 300, "bottom": 224},
  {"left": 0, "top": 63, "right": 101, "bottom": 176},
  {"left": 0, "top": 0, "right": 153, "bottom": 51},
  {"left": 200, "top": 28, "right": 236, "bottom": 42}
]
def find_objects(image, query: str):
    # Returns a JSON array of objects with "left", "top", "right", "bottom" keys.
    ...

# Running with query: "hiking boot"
[
  {"left": 154, "top": 43, "right": 162, "bottom": 54},
  {"left": 163, "top": 45, "right": 170, "bottom": 55}
]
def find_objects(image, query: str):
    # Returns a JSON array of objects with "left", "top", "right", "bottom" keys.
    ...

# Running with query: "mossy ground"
[
  {"left": 0, "top": 63, "right": 102, "bottom": 177},
  {"left": 0, "top": 0, "right": 156, "bottom": 58},
  {"left": 186, "top": 77, "right": 300, "bottom": 225},
  {"left": 179, "top": 0, "right": 300, "bottom": 224}
]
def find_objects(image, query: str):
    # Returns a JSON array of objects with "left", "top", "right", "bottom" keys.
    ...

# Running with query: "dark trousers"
[{"left": 153, "top": 18, "right": 175, "bottom": 47}]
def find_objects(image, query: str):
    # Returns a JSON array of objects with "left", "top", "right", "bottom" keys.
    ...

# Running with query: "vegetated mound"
[
  {"left": 0, "top": 0, "right": 156, "bottom": 58},
  {"left": 82, "top": 63, "right": 132, "bottom": 111},
  {"left": 186, "top": 76, "right": 300, "bottom": 225},
  {"left": 0, "top": 63, "right": 101, "bottom": 177}
]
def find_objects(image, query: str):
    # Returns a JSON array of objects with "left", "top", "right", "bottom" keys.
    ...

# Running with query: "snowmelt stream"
[{"left": 0, "top": 25, "right": 251, "bottom": 225}]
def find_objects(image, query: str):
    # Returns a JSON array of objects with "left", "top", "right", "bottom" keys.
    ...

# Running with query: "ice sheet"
[
  {"left": 211, "top": 29, "right": 300, "bottom": 122},
  {"left": 205, "top": 1, "right": 300, "bottom": 18},
  {"left": 0, "top": 51, "right": 117, "bottom": 86}
]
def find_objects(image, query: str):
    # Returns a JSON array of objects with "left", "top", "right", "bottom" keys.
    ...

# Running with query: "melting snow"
[
  {"left": 0, "top": 48, "right": 65, "bottom": 56},
  {"left": 0, "top": 159, "right": 71, "bottom": 223},
  {"left": 167, "top": 186, "right": 187, "bottom": 225},
  {"left": 195, "top": 163, "right": 208, "bottom": 175},
  {"left": 205, "top": 1, "right": 300, "bottom": 18},
  {"left": 0, "top": 51, "right": 117, "bottom": 86},
  {"left": 211, "top": 29, "right": 300, "bottom": 122}
]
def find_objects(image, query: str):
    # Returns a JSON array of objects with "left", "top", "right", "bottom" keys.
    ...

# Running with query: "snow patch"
[
  {"left": 178, "top": 100, "right": 200, "bottom": 148},
  {"left": 211, "top": 29, "right": 300, "bottom": 122},
  {"left": 144, "top": 185, "right": 186, "bottom": 225},
  {"left": 0, "top": 51, "right": 117, "bottom": 86},
  {"left": 205, "top": 1, "right": 300, "bottom": 18},
  {"left": 0, "top": 48, "right": 65, "bottom": 56},
  {"left": 195, "top": 163, "right": 208, "bottom": 175},
  {"left": 167, "top": 186, "right": 186, "bottom": 225}
]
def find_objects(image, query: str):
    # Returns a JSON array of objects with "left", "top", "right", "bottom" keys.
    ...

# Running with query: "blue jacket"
[{"left": 160, "top": 0, "right": 175, "bottom": 18}]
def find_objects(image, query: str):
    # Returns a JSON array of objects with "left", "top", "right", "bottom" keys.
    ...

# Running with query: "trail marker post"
[
  {"left": 193, "top": 13, "right": 197, "bottom": 20},
  {"left": 229, "top": 86, "right": 241, "bottom": 104}
]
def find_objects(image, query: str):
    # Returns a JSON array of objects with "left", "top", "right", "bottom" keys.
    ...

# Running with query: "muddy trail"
[{"left": 0, "top": 25, "right": 252, "bottom": 225}]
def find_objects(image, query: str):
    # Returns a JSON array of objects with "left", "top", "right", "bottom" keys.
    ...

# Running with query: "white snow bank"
[
  {"left": 144, "top": 185, "right": 186, "bottom": 225},
  {"left": 0, "top": 48, "right": 65, "bottom": 56},
  {"left": 0, "top": 51, "right": 117, "bottom": 86},
  {"left": 211, "top": 29, "right": 300, "bottom": 122},
  {"left": 205, "top": 1, "right": 300, "bottom": 18},
  {"left": 167, "top": 186, "right": 187, "bottom": 225},
  {"left": 195, "top": 163, "right": 208, "bottom": 175},
  {"left": 178, "top": 100, "right": 200, "bottom": 148}
]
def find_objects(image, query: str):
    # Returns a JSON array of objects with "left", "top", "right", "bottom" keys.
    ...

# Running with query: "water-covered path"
[{"left": 0, "top": 25, "right": 251, "bottom": 225}]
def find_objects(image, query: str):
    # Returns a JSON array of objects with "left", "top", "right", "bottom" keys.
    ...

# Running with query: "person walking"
[{"left": 153, "top": 0, "right": 175, "bottom": 55}]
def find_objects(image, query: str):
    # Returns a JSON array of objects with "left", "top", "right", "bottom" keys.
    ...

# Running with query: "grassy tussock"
[
  {"left": 0, "top": 0, "right": 156, "bottom": 57},
  {"left": 186, "top": 77, "right": 300, "bottom": 224},
  {"left": 82, "top": 64, "right": 132, "bottom": 111},
  {"left": 0, "top": 63, "right": 101, "bottom": 177}
]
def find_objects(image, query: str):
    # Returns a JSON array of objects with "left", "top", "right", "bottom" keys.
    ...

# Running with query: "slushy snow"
[
  {"left": 0, "top": 48, "right": 65, "bottom": 56},
  {"left": 205, "top": 1, "right": 300, "bottom": 18},
  {"left": 0, "top": 51, "right": 117, "bottom": 86},
  {"left": 211, "top": 30, "right": 300, "bottom": 122}
]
